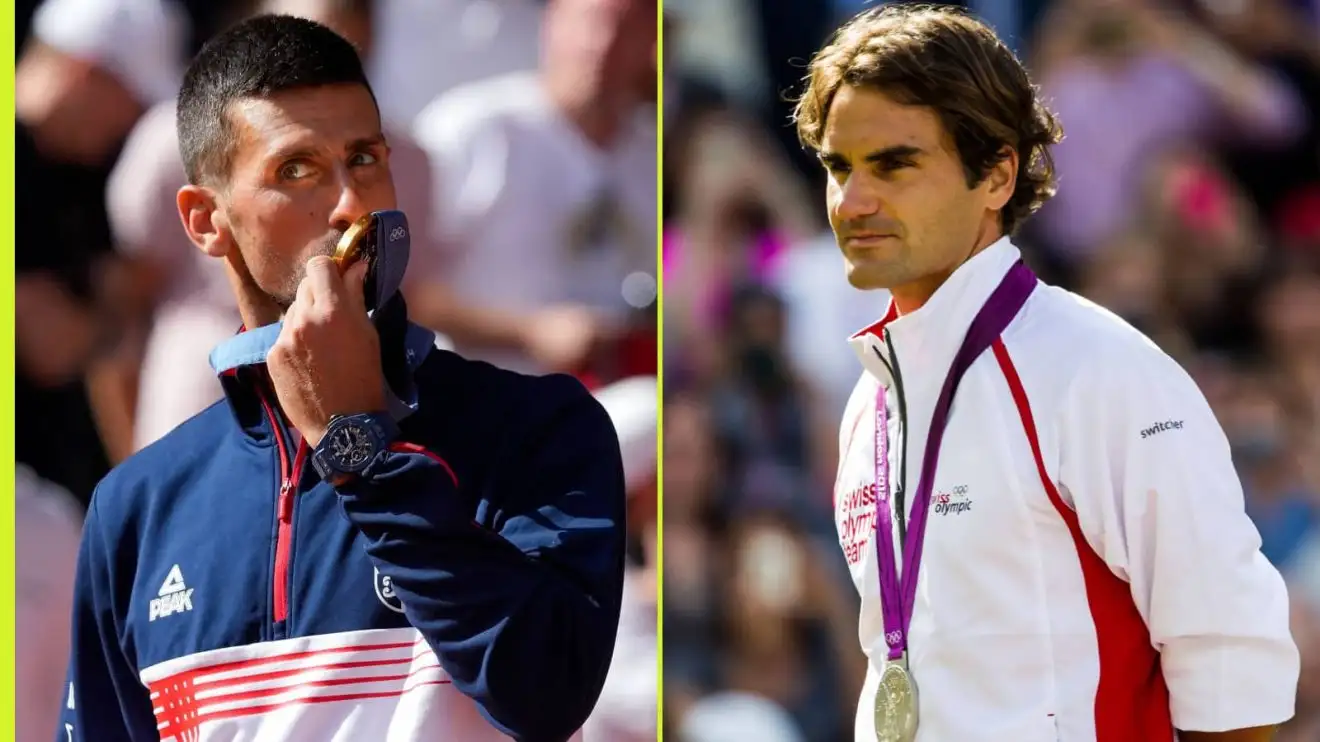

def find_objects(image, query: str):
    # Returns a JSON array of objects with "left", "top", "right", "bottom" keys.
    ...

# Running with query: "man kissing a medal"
[{"left": 796, "top": 5, "right": 1299, "bottom": 742}]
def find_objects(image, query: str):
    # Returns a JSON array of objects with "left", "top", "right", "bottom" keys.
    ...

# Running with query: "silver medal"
[{"left": 873, "top": 661, "right": 919, "bottom": 742}]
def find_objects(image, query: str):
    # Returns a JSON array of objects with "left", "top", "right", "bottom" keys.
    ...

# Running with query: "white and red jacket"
[{"left": 834, "top": 238, "right": 1299, "bottom": 741}]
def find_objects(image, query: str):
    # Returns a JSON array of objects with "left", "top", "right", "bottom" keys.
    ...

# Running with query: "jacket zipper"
[
  {"left": 256, "top": 389, "right": 309, "bottom": 626},
  {"left": 876, "top": 331, "right": 911, "bottom": 543}
]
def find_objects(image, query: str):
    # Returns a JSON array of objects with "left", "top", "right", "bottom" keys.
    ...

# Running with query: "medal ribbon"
[{"left": 874, "top": 260, "right": 1038, "bottom": 662}]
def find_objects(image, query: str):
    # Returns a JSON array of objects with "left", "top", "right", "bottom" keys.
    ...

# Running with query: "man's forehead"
[
  {"left": 226, "top": 88, "right": 383, "bottom": 157},
  {"left": 821, "top": 85, "right": 944, "bottom": 153}
]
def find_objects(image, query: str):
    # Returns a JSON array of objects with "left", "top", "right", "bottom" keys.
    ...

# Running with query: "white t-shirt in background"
[
  {"left": 367, "top": 0, "right": 544, "bottom": 127},
  {"left": 32, "top": 0, "right": 186, "bottom": 105},
  {"left": 32, "top": 0, "right": 543, "bottom": 128},
  {"left": 412, "top": 71, "right": 658, "bottom": 374}
]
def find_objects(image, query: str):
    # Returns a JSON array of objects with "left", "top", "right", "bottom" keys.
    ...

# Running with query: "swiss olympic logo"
[
  {"left": 933, "top": 484, "right": 973, "bottom": 516},
  {"left": 389, "top": 226, "right": 407, "bottom": 242}
]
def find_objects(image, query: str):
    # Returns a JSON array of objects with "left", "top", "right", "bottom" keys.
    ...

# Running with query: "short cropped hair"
[
  {"left": 793, "top": 4, "right": 1063, "bottom": 234},
  {"left": 176, "top": 14, "right": 376, "bottom": 186}
]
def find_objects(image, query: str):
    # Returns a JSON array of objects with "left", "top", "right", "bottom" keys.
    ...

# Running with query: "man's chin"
[{"left": 845, "top": 262, "right": 900, "bottom": 291}]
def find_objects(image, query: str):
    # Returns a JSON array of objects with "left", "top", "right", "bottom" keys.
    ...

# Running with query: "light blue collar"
[{"left": 208, "top": 318, "right": 437, "bottom": 422}]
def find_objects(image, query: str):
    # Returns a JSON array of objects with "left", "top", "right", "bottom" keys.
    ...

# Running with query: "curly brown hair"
[{"left": 793, "top": 4, "right": 1063, "bottom": 235}]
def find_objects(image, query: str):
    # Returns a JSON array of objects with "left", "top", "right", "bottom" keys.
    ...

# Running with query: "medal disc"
[{"left": 873, "top": 662, "right": 919, "bottom": 742}]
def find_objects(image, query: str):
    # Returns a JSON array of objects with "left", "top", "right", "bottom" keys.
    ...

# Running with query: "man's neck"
[{"left": 225, "top": 256, "right": 285, "bottom": 330}]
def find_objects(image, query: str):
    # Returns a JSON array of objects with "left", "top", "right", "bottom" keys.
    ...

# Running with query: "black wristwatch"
[{"left": 311, "top": 412, "right": 400, "bottom": 485}]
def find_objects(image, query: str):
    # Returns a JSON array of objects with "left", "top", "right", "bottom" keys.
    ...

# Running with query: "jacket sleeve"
[
  {"left": 54, "top": 491, "right": 159, "bottom": 742},
  {"left": 335, "top": 376, "right": 627, "bottom": 742},
  {"left": 1056, "top": 340, "right": 1299, "bottom": 732}
]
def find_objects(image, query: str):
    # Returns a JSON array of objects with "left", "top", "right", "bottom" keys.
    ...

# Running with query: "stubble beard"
[
  {"left": 842, "top": 244, "right": 915, "bottom": 292},
  {"left": 264, "top": 231, "right": 344, "bottom": 312}
]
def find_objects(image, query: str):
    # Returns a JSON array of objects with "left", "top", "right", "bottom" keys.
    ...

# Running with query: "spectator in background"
[
  {"left": 661, "top": 393, "right": 727, "bottom": 725},
  {"left": 1186, "top": 0, "right": 1320, "bottom": 223},
  {"left": 773, "top": 228, "right": 884, "bottom": 422},
  {"left": 1031, "top": 0, "right": 1306, "bottom": 266},
  {"left": 411, "top": 0, "right": 658, "bottom": 378},
  {"left": 1280, "top": 592, "right": 1320, "bottom": 741},
  {"left": 1072, "top": 229, "right": 1193, "bottom": 358},
  {"left": 706, "top": 286, "right": 837, "bottom": 532},
  {"left": 15, "top": 117, "right": 114, "bottom": 504},
  {"left": 15, "top": 465, "right": 84, "bottom": 742},
  {"left": 367, "top": 0, "right": 545, "bottom": 126},
  {"left": 680, "top": 691, "right": 807, "bottom": 742},
  {"left": 11, "top": 0, "right": 218, "bottom": 501},
  {"left": 17, "top": 0, "right": 246, "bottom": 168},
  {"left": 1225, "top": 370, "right": 1319, "bottom": 571},
  {"left": 97, "top": 0, "right": 439, "bottom": 455},
  {"left": 1139, "top": 147, "right": 1270, "bottom": 356},
  {"left": 17, "top": 0, "right": 547, "bottom": 140},
  {"left": 585, "top": 376, "right": 659, "bottom": 742},
  {"left": 1260, "top": 270, "right": 1320, "bottom": 423},
  {"left": 663, "top": 109, "right": 818, "bottom": 377},
  {"left": 663, "top": 385, "right": 860, "bottom": 742},
  {"left": 714, "top": 509, "right": 863, "bottom": 742}
]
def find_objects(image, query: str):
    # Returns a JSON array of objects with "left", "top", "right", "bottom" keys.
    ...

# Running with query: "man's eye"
[
  {"left": 824, "top": 161, "right": 851, "bottom": 176},
  {"left": 349, "top": 151, "right": 379, "bottom": 167},
  {"left": 279, "top": 162, "right": 314, "bottom": 180}
]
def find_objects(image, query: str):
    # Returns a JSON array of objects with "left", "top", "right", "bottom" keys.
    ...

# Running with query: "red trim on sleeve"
[
  {"left": 992, "top": 339, "right": 1173, "bottom": 742},
  {"left": 387, "top": 442, "right": 458, "bottom": 486}
]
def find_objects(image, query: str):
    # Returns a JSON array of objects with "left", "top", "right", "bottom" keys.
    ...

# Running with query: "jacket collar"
[
  {"left": 847, "top": 236, "right": 1022, "bottom": 386},
  {"left": 212, "top": 294, "right": 436, "bottom": 441}
]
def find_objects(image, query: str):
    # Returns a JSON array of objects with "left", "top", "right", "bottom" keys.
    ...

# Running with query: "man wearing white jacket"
[{"left": 793, "top": 6, "right": 1299, "bottom": 742}]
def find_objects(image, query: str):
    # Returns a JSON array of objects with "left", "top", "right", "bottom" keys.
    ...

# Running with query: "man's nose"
[
  {"left": 328, "top": 177, "right": 369, "bottom": 233},
  {"left": 834, "top": 175, "right": 882, "bottom": 222}
]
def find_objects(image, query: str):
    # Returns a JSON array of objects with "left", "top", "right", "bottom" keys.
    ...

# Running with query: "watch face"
[{"left": 329, "top": 422, "right": 376, "bottom": 470}]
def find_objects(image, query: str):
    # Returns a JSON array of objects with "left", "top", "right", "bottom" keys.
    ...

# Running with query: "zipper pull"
[{"left": 278, "top": 480, "right": 294, "bottom": 523}]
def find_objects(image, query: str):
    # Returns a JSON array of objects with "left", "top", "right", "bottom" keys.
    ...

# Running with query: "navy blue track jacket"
[{"left": 54, "top": 296, "right": 627, "bottom": 742}]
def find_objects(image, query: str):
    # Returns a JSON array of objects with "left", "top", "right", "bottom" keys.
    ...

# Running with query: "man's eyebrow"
[
  {"left": 267, "top": 133, "right": 389, "bottom": 160},
  {"left": 347, "top": 133, "right": 388, "bottom": 151},
  {"left": 818, "top": 149, "right": 848, "bottom": 166},
  {"left": 267, "top": 141, "right": 317, "bottom": 161},
  {"left": 818, "top": 145, "right": 924, "bottom": 166},
  {"left": 863, "top": 145, "right": 924, "bottom": 163}
]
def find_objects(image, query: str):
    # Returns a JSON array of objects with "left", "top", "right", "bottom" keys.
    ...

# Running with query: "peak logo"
[
  {"left": 933, "top": 485, "right": 972, "bottom": 516},
  {"left": 1140, "top": 419, "right": 1184, "bottom": 439},
  {"left": 148, "top": 564, "right": 194, "bottom": 621}
]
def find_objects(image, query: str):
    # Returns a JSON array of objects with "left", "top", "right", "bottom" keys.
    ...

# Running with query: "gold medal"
[
  {"left": 873, "top": 660, "right": 919, "bottom": 742},
  {"left": 333, "top": 213, "right": 378, "bottom": 273}
]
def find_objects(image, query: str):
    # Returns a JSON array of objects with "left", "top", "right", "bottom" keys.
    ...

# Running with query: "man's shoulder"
[
  {"left": 1008, "top": 282, "right": 1202, "bottom": 410},
  {"left": 1016, "top": 283, "right": 1180, "bottom": 372},
  {"left": 414, "top": 350, "right": 605, "bottom": 429},
  {"left": 90, "top": 401, "right": 235, "bottom": 523},
  {"left": 407, "top": 351, "right": 619, "bottom": 483}
]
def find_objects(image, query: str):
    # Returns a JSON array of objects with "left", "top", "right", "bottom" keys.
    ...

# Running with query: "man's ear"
[
  {"left": 984, "top": 146, "right": 1019, "bottom": 212},
  {"left": 177, "top": 185, "right": 231, "bottom": 258}
]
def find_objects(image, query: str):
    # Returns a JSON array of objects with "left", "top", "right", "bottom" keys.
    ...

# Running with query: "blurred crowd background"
[
  {"left": 13, "top": 0, "right": 657, "bottom": 740},
  {"left": 662, "top": 1, "right": 1320, "bottom": 741}
]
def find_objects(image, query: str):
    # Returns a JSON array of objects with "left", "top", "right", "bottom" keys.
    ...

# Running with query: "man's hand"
[
  {"left": 268, "top": 257, "right": 387, "bottom": 447},
  {"left": 522, "top": 304, "right": 618, "bottom": 373}
]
